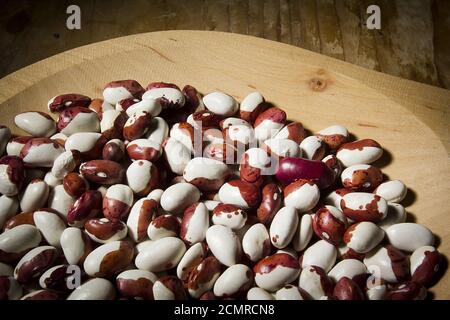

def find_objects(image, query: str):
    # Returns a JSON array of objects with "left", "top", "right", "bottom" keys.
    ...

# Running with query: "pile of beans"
[{"left": 0, "top": 80, "right": 442, "bottom": 300}]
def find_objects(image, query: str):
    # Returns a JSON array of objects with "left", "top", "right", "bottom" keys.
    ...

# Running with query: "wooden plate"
[{"left": 1, "top": 31, "right": 449, "bottom": 299}]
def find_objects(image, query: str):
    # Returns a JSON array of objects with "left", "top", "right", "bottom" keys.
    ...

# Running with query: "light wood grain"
[
  {"left": 0, "top": 31, "right": 449, "bottom": 298},
  {"left": 0, "top": 0, "right": 449, "bottom": 89}
]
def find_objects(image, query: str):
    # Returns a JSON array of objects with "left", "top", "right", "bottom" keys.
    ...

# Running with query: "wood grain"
[
  {"left": 0, "top": 0, "right": 449, "bottom": 89},
  {"left": 0, "top": 31, "right": 449, "bottom": 298}
]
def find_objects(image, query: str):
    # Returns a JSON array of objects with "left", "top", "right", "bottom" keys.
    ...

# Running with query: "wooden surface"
[
  {"left": 0, "top": 30, "right": 449, "bottom": 298},
  {"left": 1, "top": 0, "right": 449, "bottom": 90}
]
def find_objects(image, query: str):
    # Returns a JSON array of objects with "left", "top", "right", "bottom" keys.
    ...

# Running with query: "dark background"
[{"left": 0, "top": 0, "right": 449, "bottom": 89}]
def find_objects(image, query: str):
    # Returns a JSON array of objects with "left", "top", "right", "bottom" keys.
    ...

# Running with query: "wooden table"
[
  {"left": 1, "top": 0, "right": 449, "bottom": 90},
  {"left": 0, "top": 30, "right": 449, "bottom": 299}
]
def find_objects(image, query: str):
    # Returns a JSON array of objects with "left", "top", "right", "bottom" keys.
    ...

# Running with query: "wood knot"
[{"left": 309, "top": 77, "right": 327, "bottom": 92}]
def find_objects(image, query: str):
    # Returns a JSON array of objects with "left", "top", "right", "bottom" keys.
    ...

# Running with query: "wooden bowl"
[{"left": 1, "top": 31, "right": 449, "bottom": 299}]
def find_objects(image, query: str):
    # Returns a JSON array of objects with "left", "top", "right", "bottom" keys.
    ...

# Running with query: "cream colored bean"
[
  {"left": 33, "top": 209, "right": 66, "bottom": 248},
  {"left": 292, "top": 214, "right": 313, "bottom": 252},
  {"left": 242, "top": 223, "right": 271, "bottom": 262},
  {"left": 336, "top": 139, "right": 383, "bottom": 167},
  {"left": 51, "top": 150, "right": 80, "bottom": 179},
  {"left": 284, "top": 180, "right": 320, "bottom": 212},
  {"left": 344, "top": 222, "right": 385, "bottom": 253},
  {"left": 163, "top": 138, "right": 192, "bottom": 175},
  {"left": 206, "top": 225, "right": 242, "bottom": 267},
  {"left": 275, "top": 284, "right": 308, "bottom": 300},
  {"left": 160, "top": 183, "right": 200, "bottom": 214},
  {"left": 14, "top": 112, "right": 56, "bottom": 137},
  {"left": 203, "top": 92, "right": 239, "bottom": 117},
  {"left": 263, "top": 138, "right": 301, "bottom": 158},
  {"left": 0, "top": 195, "right": 19, "bottom": 229},
  {"left": 0, "top": 225, "right": 42, "bottom": 257},
  {"left": 176, "top": 242, "right": 207, "bottom": 281},
  {"left": 375, "top": 180, "right": 407, "bottom": 203},
  {"left": 125, "top": 98, "right": 161, "bottom": 117},
  {"left": 247, "top": 287, "right": 274, "bottom": 300},
  {"left": 67, "top": 278, "right": 115, "bottom": 300},
  {"left": 48, "top": 184, "right": 75, "bottom": 218},
  {"left": 19, "top": 179, "right": 49, "bottom": 213},
  {"left": 301, "top": 240, "right": 337, "bottom": 272},
  {"left": 180, "top": 202, "right": 209, "bottom": 244},
  {"left": 386, "top": 223, "right": 434, "bottom": 252},
  {"left": 183, "top": 157, "right": 230, "bottom": 192},
  {"left": 328, "top": 259, "right": 367, "bottom": 282},
  {"left": 135, "top": 237, "right": 186, "bottom": 272},
  {"left": 60, "top": 227, "right": 92, "bottom": 265},
  {"left": 269, "top": 207, "right": 299, "bottom": 249},
  {"left": 143, "top": 88, "right": 185, "bottom": 109},
  {"left": 213, "top": 264, "right": 253, "bottom": 298}
]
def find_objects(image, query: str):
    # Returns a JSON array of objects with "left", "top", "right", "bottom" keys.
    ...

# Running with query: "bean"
[
  {"left": 374, "top": 180, "right": 407, "bottom": 203},
  {"left": 213, "top": 264, "right": 253, "bottom": 298},
  {"left": 343, "top": 222, "right": 385, "bottom": 253},
  {"left": 67, "top": 278, "right": 116, "bottom": 300},
  {"left": 83, "top": 241, "right": 134, "bottom": 277},
  {"left": 284, "top": 179, "right": 320, "bottom": 212},
  {"left": 298, "top": 265, "right": 333, "bottom": 299},
  {"left": 14, "top": 111, "right": 56, "bottom": 137},
  {"left": 212, "top": 203, "right": 247, "bottom": 230},
  {"left": 386, "top": 223, "right": 434, "bottom": 253},
  {"left": 126, "top": 198, "right": 158, "bottom": 242},
  {"left": 103, "top": 80, "right": 144, "bottom": 105},
  {"left": 292, "top": 214, "right": 314, "bottom": 252},
  {"left": 275, "top": 285, "right": 310, "bottom": 300},
  {"left": 135, "top": 237, "right": 186, "bottom": 272},
  {"left": 301, "top": 240, "right": 337, "bottom": 272},
  {"left": 48, "top": 94, "right": 91, "bottom": 113},
  {"left": 203, "top": 92, "right": 238, "bottom": 117},
  {"left": 253, "top": 107, "right": 286, "bottom": 142},
  {"left": 153, "top": 276, "right": 187, "bottom": 300},
  {"left": 239, "top": 92, "right": 267, "bottom": 124},
  {"left": 363, "top": 245, "right": 410, "bottom": 283},
  {"left": 60, "top": 227, "right": 94, "bottom": 265},
  {"left": 274, "top": 122, "right": 306, "bottom": 144},
  {"left": 206, "top": 225, "right": 242, "bottom": 267},
  {"left": 57, "top": 107, "right": 100, "bottom": 135},
  {"left": 116, "top": 269, "right": 157, "bottom": 300},
  {"left": 253, "top": 253, "right": 300, "bottom": 292},
  {"left": 148, "top": 214, "right": 180, "bottom": 241},
  {"left": 160, "top": 183, "right": 200, "bottom": 214},
  {"left": 186, "top": 256, "right": 222, "bottom": 298},
  {"left": 410, "top": 246, "right": 441, "bottom": 287},
  {"left": 299, "top": 136, "right": 327, "bottom": 161},
  {"left": 312, "top": 205, "right": 347, "bottom": 245},
  {"left": 269, "top": 207, "right": 298, "bottom": 249},
  {"left": 316, "top": 125, "right": 349, "bottom": 151},
  {"left": 14, "top": 246, "right": 58, "bottom": 284},
  {"left": 336, "top": 139, "right": 383, "bottom": 167},
  {"left": 144, "top": 83, "right": 185, "bottom": 110},
  {"left": 0, "top": 156, "right": 25, "bottom": 196},
  {"left": 183, "top": 157, "right": 230, "bottom": 191},
  {"left": 0, "top": 225, "right": 42, "bottom": 263},
  {"left": 180, "top": 202, "right": 209, "bottom": 244},
  {"left": 218, "top": 179, "right": 261, "bottom": 209},
  {"left": 242, "top": 223, "right": 271, "bottom": 262}
]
